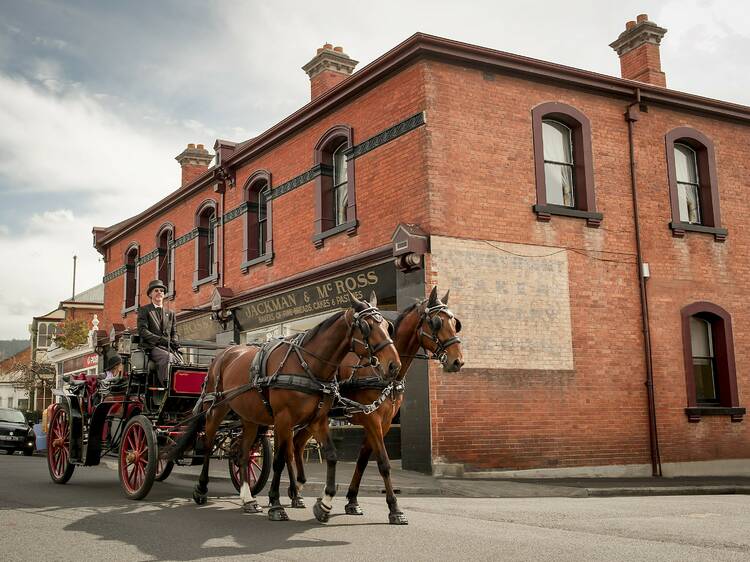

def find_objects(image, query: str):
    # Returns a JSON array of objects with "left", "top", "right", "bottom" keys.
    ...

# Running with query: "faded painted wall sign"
[
  {"left": 431, "top": 236, "right": 574, "bottom": 371},
  {"left": 235, "top": 262, "right": 395, "bottom": 331}
]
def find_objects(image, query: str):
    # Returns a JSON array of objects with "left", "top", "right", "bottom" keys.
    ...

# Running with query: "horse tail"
[{"left": 164, "top": 347, "right": 232, "bottom": 461}]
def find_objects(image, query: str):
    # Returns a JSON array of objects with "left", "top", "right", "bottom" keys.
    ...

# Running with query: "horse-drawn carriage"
[{"left": 45, "top": 331, "right": 271, "bottom": 500}]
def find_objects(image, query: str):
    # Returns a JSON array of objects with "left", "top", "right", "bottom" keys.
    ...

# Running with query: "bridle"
[
  {"left": 419, "top": 303, "right": 462, "bottom": 364},
  {"left": 348, "top": 306, "right": 395, "bottom": 370}
]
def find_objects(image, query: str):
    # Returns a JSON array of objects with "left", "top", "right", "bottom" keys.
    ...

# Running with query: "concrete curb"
[{"left": 584, "top": 485, "right": 750, "bottom": 497}]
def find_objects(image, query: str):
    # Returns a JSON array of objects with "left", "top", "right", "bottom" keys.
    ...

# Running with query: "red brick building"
[{"left": 93, "top": 15, "right": 750, "bottom": 477}]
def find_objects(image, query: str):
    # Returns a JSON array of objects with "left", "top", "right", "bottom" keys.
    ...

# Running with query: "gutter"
[{"left": 625, "top": 89, "right": 662, "bottom": 477}]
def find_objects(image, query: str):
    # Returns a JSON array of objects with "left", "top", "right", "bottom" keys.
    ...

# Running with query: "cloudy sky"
[{"left": 0, "top": 0, "right": 747, "bottom": 339}]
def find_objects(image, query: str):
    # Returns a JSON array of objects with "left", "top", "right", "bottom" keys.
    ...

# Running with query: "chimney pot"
[
  {"left": 175, "top": 143, "right": 213, "bottom": 186},
  {"left": 302, "top": 43, "right": 358, "bottom": 101},
  {"left": 610, "top": 15, "right": 668, "bottom": 87}
]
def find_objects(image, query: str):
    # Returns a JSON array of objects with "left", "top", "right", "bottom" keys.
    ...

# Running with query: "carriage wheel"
[
  {"left": 155, "top": 457, "right": 174, "bottom": 481},
  {"left": 229, "top": 434, "right": 272, "bottom": 496},
  {"left": 118, "top": 415, "right": 157, "bottom": 500},
  {"left": 47, "top": 406, "right": 75, "bottom": 484}
]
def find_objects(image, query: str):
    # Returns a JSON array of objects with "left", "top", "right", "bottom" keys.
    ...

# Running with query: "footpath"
[{"left": 104, "top": 457, "right": 750, "bottom": 498}]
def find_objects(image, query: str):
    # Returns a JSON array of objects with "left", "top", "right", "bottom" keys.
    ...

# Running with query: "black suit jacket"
[{"left": 137, "top": 303, "right": 178, "bottom": 351}]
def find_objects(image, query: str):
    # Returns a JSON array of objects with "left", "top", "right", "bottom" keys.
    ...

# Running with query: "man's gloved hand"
[{"left": 158, "top": 337, "right": 169, "bottom": 348}]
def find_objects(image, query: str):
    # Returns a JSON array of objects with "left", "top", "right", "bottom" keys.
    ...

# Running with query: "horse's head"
[
  {"left": 347, "top": 291, "right": 401, "bottom": 380},
  {"left": 418, "top": 287, "right": 464, "bottom": 373}
]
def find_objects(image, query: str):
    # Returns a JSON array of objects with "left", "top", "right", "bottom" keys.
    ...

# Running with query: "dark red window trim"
[
  {"left": 122, "top": 242, "right": 139, "bottom": 315},
  {"left": 194, "top": 199, "right": 218, "bottom": 290},
  {"left": 531, "top": 102, "right": 601, "bottom": 227},
  {"left": 312, "top": 124, "right": 357, "bottom": 247},
  {"left": 681, "top": 301, "right": 743, "bottom": 422},
  {"left": 155, "top": 223, "right": 175, "bottom": 299},
  {"left": 242, "top": 170, "right": 274, "bottom": 271},
  {"left": 665, "top": 127, "right": 726, "bottom": 241}
]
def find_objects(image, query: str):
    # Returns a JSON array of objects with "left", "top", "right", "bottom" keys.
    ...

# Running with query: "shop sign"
[
  {"left": 235, "top": 262, "right": 395, "bottom": 331},
  {"left": 62, "top": 353, "right": 98, "bottom": 374},
  {"left": 176, "top": 313, "right": 217, "bottom": 342}
]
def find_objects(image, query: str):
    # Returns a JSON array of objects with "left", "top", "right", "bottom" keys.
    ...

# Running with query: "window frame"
[
  {"left": 122, "top": 243, "right": 140, "bottom": 315},
  {"left": 312, "top": 124, "right": 357, "bottom": 247},
  {"left": 156, "top": 223, "right": 175, "bottom": 299},
  {"left": 193, "top": 200, "right": 219, "bottom": 290},
  {"left": 665, "top": 127, "right": 726, "bottom": 241},
  {"left": 241, "top": 170, "right": 274, "bottom": 271},
  {"left": 531, "top": 102, "right": 601, "bottom": 227},
  {"left": 681, "top": 302, "right": 743, "bottom": 422}
]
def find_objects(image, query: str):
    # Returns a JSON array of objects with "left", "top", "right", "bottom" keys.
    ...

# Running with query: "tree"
[{"left": 54, "top": 319, "right": 89, "bottom": 350}]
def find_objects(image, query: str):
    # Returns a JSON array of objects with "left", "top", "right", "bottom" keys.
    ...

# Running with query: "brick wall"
[
  {"left": 101, "top": 63, "right": 430, "bottom": 332},
  {"left": 424, "top": 58, "right": 749, "bottom": 471}
]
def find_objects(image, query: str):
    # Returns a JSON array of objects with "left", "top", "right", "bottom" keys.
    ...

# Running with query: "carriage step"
[{"left": 148, "top": 387, "right": 167, "bottom": 391}]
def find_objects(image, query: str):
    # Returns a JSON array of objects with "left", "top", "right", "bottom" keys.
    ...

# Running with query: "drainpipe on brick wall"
[
  {"left": 626, "top": 89, "right": 662, "bottom": 477},
  {"left": 220, "top": 189, "right": 225, "bottom": 288}
]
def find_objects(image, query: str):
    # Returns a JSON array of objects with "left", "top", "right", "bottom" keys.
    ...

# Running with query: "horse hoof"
[
  {"left": 313, "top": 499, "right": 331, "bottom": 523},
  {"left": 345, "top": 502, "right": 364, "bottom": 516},
  {"left": 242, "top": 501, "right": 263, "bottom": 514},
  {"left": 389, "top": 511, "right": 409, "bottom": 525},
  {"left": 268, "top": 505, "right": 289, "bottom": 521},
  {"left": 192, "top": 490, "right": 208, "bottom": 505},
  {"left": 291, "top": 497, "right": 306, "bottom": 509}
]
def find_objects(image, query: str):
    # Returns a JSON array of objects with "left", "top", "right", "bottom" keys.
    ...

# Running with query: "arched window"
[
  {"left": 681, "top": 302, "right": 743, "bottom": 421},
  {"left": 123, "top": 244, "right": 139, "bottom": 312},
  {"left": 313, "top": 124, "right": 357, "bottom": 247},
  {"left": 242, "top": 171, "right": 274, "bottom": 269},
  {"left": 194, "top": 201, "right": 218, "bottom": 288},
  {"left": 542, "top": 120, "right": 575, "bottom": 207},
  {"left": 531, "top": 102, "right": 601, "bottom": 227},
  {"left": 37, "top": 323, "right": 48, "bottom": 349},
  {"left": 666, "top": 127, "right": 725, "bottom": 240},
  {"left": 156, "top": 224, "right": 174, "bottom": 296}
]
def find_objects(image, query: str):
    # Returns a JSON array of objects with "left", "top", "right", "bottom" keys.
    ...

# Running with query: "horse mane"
[
  {"left": 301, "top": 310, "right": 345, "bottom": 346},
  {"left": 393, "top": 302, "right": 420, "bottom": 335}
]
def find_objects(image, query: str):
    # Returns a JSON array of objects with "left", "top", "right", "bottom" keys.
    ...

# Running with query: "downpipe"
[{"left": 626, "top": 91, "right": 662, "bottom": 477}]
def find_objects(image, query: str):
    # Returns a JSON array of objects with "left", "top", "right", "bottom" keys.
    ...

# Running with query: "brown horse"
[
  {"left": 292, "top": 286, "right": 464, "bottom": 524},
  {"left": 166, "top": 293, "right": 401, "bottom": 522}
]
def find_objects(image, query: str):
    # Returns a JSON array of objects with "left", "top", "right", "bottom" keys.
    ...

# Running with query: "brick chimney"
[
  {"left": 609, "top": 14, "right": 668, "bottom": 87},
  {"left": 302, "top": 44, "right": 358, "bottom": 100},
  {"left": 175, "top": 143, "right": 213, "bottom": 186}
]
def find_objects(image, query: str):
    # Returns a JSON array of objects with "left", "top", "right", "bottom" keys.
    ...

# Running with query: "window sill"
[
  {"left": 533, "top": 204, "right": 602, "bottom": 228},
  {"left": 241, "top": 252, "right": 274, "bottom": 273},
  {"left": 121, "top": 305, "right": 138, "bottom": 317},
  {"left": 313, "top": 219, "right": 358, "bottom": 248},
  {"left": 685, "top": 406, "right": 745, "bottom": 423},
  {"left": 192, "top": 273, "right": 219, "bottom": 292},
  {"left": 670, "top": 222, "right": 727, "bottom": 242}
]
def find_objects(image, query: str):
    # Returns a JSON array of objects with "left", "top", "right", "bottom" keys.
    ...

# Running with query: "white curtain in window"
[
  {"left": 542, "top": 121, "right": 574, "bottom": 207},
  {"left": 690, "top": 317, "right": 713, "bottom": 358},
  {"left": 332, "top": 143, "right": 348, "bottom": 224},
  {"left": 675, "top": 144, "right": 701, "bottom": 224}
]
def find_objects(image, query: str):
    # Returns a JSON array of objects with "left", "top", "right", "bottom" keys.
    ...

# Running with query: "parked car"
[{"left": 0, "top": 408, "right": 35, "bottom": 456}]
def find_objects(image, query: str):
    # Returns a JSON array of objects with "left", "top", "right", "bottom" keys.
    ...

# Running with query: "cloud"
[{"left": 0, "top": 207, "right": 103, "bottom": 338}]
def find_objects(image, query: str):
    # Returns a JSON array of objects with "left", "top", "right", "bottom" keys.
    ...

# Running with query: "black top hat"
[
  {"left": 146, "top": 279, "right": 168, "bottom": 296},
  {"left": 105, "top": 353, "right": 122, "bottom": 371}
]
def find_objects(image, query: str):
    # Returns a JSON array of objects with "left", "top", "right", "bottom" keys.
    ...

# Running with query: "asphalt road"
[{"left": 2, "top": 453, "right": 750, "bottom": 561}]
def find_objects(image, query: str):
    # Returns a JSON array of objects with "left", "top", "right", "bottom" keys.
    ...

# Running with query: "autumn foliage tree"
[{"left": 54, "top": 319, "right": 89, "bottom": 350}]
